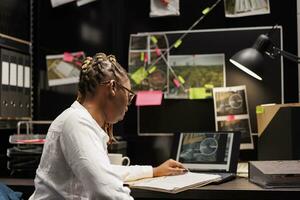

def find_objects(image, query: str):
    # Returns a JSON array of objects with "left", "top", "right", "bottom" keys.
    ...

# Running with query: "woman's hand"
[{"left": 153, "top": 159, "right": 188, "bottom": 177}]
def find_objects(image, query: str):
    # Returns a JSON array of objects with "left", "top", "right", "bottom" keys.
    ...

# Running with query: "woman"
[{"left": 30, "top": 53, "right": 186, "bottom": 199}]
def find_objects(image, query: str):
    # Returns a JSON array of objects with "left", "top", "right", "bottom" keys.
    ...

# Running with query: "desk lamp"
[{"left": 229, "top": 33, "right": 299, "bottom": 80}]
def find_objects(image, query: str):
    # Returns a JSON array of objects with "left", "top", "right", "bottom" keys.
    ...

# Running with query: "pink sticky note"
[
  {"left": 173, "top": 78, "right": 180, "bottom": 88},
  {"left": 63, "top": 52, "right": 74, "bottom": 62},
  {"left": 155, "top": 47, "right": 161, "bottom": 56},
  {"left": 227, "top": 115, "right": 235, "bottom": 121},
  {"left": 136, "top": 91, "right": 163, "bottom": 106}
]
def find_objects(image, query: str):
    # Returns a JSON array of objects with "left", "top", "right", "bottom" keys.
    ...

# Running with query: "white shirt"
[{"left": 29, "top": 101, "right": 153, "bottom": 200}]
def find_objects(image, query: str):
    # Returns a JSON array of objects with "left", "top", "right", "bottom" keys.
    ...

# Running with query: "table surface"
[{"left": 1, "top": 177, "right": 300, "bottom": 200}]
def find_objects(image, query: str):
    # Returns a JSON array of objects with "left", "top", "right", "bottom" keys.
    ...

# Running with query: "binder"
[
  {"left": 24, "top": 55, "right": 31, "bottom": 118},
  {"left": 9, "top": 53, "right": 18, "bottom": 118},
  {"left": 17, "top": 52, "right": 24, "bottom": 118},
  {"left": 1, "top": 49, "right": 11, "bottom": 118}
]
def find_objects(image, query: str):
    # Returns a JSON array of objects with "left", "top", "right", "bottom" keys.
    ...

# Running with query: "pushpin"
[
  {"left": 144, "top": 53, "right": 148, "bottom": 63},
  {"left": 174, "top": 39, "right": 182, "bottom": 48},
  {"left": 173, "top": 79, "right": 180, "bottom": 88},
  {"left": 155, "top": 47, "right": 161, "bottom": 56},
  {"left": 148, "top": 66, "right": 157, "bottom": 74},
  {"left": 202, "top": 7, "right": 210, "bottom": 15},
  {"left": 178, "top": 75, "right": 185, "bottom": 84},
  {"left": 140, "top": 52, "right": 144, "bottom": 62},
  {"left": 151, "top": 36, "right": 158, "bottom": 44}
]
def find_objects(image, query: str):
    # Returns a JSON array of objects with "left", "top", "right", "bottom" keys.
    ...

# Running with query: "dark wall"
[{"left": 33, "top": 0, "right": 298, "bottom": 165}]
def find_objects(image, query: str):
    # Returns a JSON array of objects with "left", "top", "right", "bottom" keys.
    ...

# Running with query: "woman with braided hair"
[{"left": 30, "top": 53, "right": 187, "bottom": 200}]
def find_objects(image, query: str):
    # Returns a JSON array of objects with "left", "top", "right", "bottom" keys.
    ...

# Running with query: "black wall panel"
[{"left": 33, "top": 0, "right": 298, "bottom": 165}]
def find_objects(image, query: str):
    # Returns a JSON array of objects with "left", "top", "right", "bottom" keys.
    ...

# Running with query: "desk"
[
  {"left": 1, "top": 177, "right": 300, "bottom": 200},
  {"left": 130, "top": 177, "right": 300, "bottom": 200}
]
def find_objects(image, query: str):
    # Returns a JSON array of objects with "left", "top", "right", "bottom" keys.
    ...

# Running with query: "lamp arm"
[{"left": 273, "top": 47, "right": 300, "bottom": 63}]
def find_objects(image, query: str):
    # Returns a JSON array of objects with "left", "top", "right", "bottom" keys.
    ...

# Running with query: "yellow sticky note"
[
  {"left": 148, "top": 66, "right": 157, "bottom": 74},
  {"left": 174, "top": 40, "right": 182, "bottom": 48},
  {"left": 151, "top": 36, "right": 158, "bottom": 44},
  {"left": 178, "top": 75, "right": 185, "bottom": 84},
  {"left": 140, "top": 52, "right": 144, "bottom": 62},
  {"left": 130, "top": 67, "right": 148, "bottom": 85},
  {"left": 189, "top": 87, "right": 207, "bottom": 99},
  {"left": 256, "top": 106, "right": 265, "bottom": 114},
  {"left": 204, "top": 84, "right": 214, "bottom": 89},
  {"left": 202, "top": 7, "right": 210, "bottom": 15}
]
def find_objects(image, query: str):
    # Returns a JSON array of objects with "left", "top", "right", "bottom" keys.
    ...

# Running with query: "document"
[{"left": 125, "top": 172, "right": 221, "bottom": 193}]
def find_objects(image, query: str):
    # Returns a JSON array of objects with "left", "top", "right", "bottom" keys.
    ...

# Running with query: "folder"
[
  {"left": 1, "top": 49, "right": 11, "bottom": 118},
  {"left": 9, "top": 54, "right": 18, "bottom": 118},
  {"left": 17, "top": 52, "right": 24, "bottom": 118}
]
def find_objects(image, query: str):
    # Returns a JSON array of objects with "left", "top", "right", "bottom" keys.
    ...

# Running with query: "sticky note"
[
  {"left": 189, "top": 87, "right": 207, "bottom": 99},
  {"left": 130, "top": 67, "right": 148, "bottom": 85},
  {"left": 63, "top": 52, "right": 74, "bottom": 62},
  {"left": 173, "top": 79, "right": 180, "bottom": 88},
  {"left": 202, "top": 7, "right": 210, "bottom": 15},
  {"left": 151, "top": 36, "right": 158, "bottom": 44},
  {"left": 136, "top": 90, "right": 163, "bottom": 106},
  {"left": 204, "top": 84, "right": 214, "bottom": 89},
  {"left": 227, "top": 115, "right": 235, "bottom": 121},
  {"left": 140, "top": 52, "right": 144, "bottom": 62},
  {"left": 178, "top": 75, "right": 185, "bottom": 84},
  {"left": 174, "top": 39, "right": 182, "bottom": 48},
  {"left": 256, "top": 106, "right": 264, "bottom": 114},
  {"left": 148, "top": 66, "right": 157, "bottom": 74},
  {"left": 155, "top": 47, "right": 161, "bottom": 56}
]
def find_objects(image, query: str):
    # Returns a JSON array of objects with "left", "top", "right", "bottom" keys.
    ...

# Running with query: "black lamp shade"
[
  {"left": 230, "top": 34, "right": 272, "bottom": 81},
  {"left": 230, "top": 47, "right": 264, "bottom": 81}
]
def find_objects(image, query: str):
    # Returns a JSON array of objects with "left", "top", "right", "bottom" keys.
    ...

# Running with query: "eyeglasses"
[{"left": 100, "top": 80, "right": 136, "bottom": 105}]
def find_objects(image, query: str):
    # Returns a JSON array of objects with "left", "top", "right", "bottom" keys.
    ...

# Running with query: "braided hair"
[{"left": 77, "top": 53, "right": 128, "bottom": 143}]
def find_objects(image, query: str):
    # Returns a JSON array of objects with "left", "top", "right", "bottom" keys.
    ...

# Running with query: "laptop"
[{"left": 175, "top": 131, "right": 241, "bottom": 184}]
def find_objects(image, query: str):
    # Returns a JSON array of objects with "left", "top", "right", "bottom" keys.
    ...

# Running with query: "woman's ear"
[{"left": 110, "top": 80, "right": 117, "bottom": 97}]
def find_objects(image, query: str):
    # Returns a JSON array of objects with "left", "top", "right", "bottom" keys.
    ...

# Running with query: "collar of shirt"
[{"left": 71, "top": 100, "right": 110, "bottom": 145}]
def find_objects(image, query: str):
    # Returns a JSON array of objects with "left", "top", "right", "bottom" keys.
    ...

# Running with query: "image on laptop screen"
[{"left": 176, "top": 132, "right": 235, "bottom": 171}]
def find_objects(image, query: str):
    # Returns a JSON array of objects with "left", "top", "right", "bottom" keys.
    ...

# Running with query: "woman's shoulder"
[{"left": 49, "top": 106, "right": 91, "bottom": 132}]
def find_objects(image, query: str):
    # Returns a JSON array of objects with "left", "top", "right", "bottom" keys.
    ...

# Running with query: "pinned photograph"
[
  {"left": 166, "top": 54, "right": 225, "bottom": 99},
  {"left": 213, "top": 85, "right": 253, "bottom": 149},
  {"left": 224, "top": 0, "right": 270, "bottom": 18},
  {"left": 214, "top": 87, "right": 247, "bottom": 116},
  {"left": 128, "top": 34, "right": 169, "bottom": 92},
  {"left": 150, "top": 0, "right": 180, "bottom": 17},
  {"left": 46, "top": 52, "right": 85, "bottom": 86},
  {"left": 217, "top": 118, "right": 252, "bottom": 144}
]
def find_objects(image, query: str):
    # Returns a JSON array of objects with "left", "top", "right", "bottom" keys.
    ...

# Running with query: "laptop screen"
[{"left": 176, "top": 132, "right": 237, "bottom": 172}]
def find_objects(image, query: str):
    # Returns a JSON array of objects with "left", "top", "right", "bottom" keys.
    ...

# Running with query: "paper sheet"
[{"left": 127, "top": 172, "right": 220, "bottom": 193}]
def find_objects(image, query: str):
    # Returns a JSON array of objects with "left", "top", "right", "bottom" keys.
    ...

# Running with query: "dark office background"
[{"left": 0, "top": 0, "right": 298, "bottom": 168}]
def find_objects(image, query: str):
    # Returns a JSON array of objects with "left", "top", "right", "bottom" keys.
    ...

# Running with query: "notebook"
[
  {"left": 125, "top": 172, "right": 221, "bottom": 193},
  {"left": 175, "top": 132, "right": 241, "bottom": 183}
]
